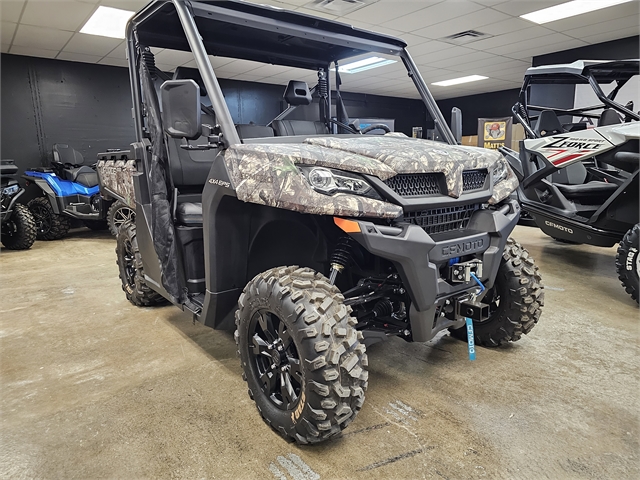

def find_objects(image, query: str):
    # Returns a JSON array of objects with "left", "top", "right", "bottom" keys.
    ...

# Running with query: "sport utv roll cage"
[
  {"left": 125, "top": 0, "right": 457, "bottom": 148},
  {"left": 513, "top": 60, "right": 640, "bottom": 139}
]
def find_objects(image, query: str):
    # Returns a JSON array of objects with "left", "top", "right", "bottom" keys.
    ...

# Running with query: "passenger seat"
[{"left": 236, "top": 124, "right": 274, "bottom": 140}]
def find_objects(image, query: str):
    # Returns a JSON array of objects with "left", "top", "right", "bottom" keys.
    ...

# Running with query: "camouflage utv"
[{"left": 117, "top": 0, "right": 544, "bottom": 444}]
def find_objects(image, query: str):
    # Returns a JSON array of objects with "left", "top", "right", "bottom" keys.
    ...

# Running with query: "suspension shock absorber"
[
  {"left": 142, "top": 47, "right": 157, "bottom": 79},
  {"left": 329, "top": 237, "right": 353, "bottom": 285}
]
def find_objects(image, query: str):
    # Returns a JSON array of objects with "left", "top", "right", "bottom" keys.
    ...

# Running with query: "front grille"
[
  {"left": 404, "top": 203, "right": 480, "bottom": 235},
  {"left": 462, "top": 169, "right": 488, "bottom": 191},
  {"left": 384, "top": 173, "right": 443, "bottom": 197}
]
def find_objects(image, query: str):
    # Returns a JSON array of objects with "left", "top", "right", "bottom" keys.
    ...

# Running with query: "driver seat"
[
  {"left": 535, "top": 110, "right": 563, "bottom": 137},
  {"left": 52, "top": 144, "right": 98, "bottom": 187},
  {"left": 271, "top": 80, "right": 329, "bottom": 136}
]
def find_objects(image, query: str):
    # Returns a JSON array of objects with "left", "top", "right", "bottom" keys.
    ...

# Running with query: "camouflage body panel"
[
  {"left": 223, "top": 145, "right": 402, "bottom": 219},
  {"left": 96, "top": 159, "right": 137, "bottom": 208},
  {"left": 305, "top": 136, "right": 518, "bottom": 204}
]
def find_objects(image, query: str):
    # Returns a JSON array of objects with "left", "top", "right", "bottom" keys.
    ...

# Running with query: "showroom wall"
[{"left": 0, "top": 54, "right": 431, "bottom": 174}]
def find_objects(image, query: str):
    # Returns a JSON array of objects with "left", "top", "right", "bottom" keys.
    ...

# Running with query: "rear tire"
[
  {"left": 450, "top": 238, "right": 544, "bottom": 347},
  {"left": 116, "top": 221, "right": 166, "bottom": 307},
  {"left": 616, "top": 224, "right": 639, "bottom": 304},
  {"left": 107, "top": 200, "right": 135, "bottom": 237},
  {"left": 28, "top": 196, "right": 70, "bottom": 240},
  {"left": 1, "top": 204, "right": 36, "bottom": 250},
  {"left": 235, "top": 266, "right": 367, "bottom": 444}
]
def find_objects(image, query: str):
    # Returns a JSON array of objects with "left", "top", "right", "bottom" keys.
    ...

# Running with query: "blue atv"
[{"left": 24, "top": 144, "right": 108, "bottom": 240}]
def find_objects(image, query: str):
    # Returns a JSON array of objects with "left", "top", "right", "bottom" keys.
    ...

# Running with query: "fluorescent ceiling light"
[
  {"left": 332, "top": 56, "right": 397, "bottom": 74},
  {"left": 432, "top": 75, "right": 488, "bottom": 87},
  {"left": 80, "top": 6, "right": 135, "bottom": 39},
  {"left": 521, "top": 0, "right": 634, "bottom": 24}
]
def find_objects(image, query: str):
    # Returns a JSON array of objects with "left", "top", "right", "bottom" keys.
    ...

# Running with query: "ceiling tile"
[
  {"left": 413, "top": 45, "right": 477, "bottom": 64},
  {"left": 341, "top": 0, "right": 440, "bottom": 25},
  {"left": 581, "top": 27, "right": 640, "bottom": 45},
  {"left": 21, "top": 1, "right": 95, "bottom": 32},
  {"left": 1, "top": 1, "right": 25, "bottom": 24},
  {"left": 1, "top": 22, "right": 17, "bottom": 44},
  {"left": 9, "top": 44, "right": 58, "bottom": 58},
  {"left": 463, "top": 26, "right": 554, "bottom": 52},
  {"left": 215, "top": 59, "right": 265, "bottom": 75},
  {"left": 2, "top": 44, "right": 10, "bottom": 53},
  {"left": 412, "top": 8, "right": 511, "bottom": 40},
  {"left": 489, "top": 32, "right": 580, "bottom": 56},
  {"left": 99, "top": 0, "right": 147, "bottom": 12},
  {"left": 154, "top": 49, "right": 194, "bottom": 66},
  {"left": 63, "top": 33, "right": 123, "bottom": 56},
  {"left": 56, "top": 51, "right": 102, "bottom": 63},
  {"left": 564, "top": 14, "right": 640, "bottom": 40},
  {"left": 491, "top": 1, "right": 567, "bottom": 17},
  {"left": 386, "top": 1, "right": 484, "bottom": 33},
  {"left": 543, "top": 0, "right": 639, "bottom": 33},
  {"left": 13, "top": 24, "right": 73, "bottom": 50},
  {"left": 480, "top": 17, "right": 538, "bottom": 36},
  {"left": 98, "top": 56, "right": 129, "bottom": 67}
]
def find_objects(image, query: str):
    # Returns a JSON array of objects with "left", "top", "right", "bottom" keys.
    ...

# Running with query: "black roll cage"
[
  {"left": 512, "top": 61, "right": 640, "bottom": 139},
  {"left": 125, "top": 0, "right": 457, "bottom": 147}
]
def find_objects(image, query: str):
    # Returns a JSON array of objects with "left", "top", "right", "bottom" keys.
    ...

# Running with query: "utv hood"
[{"left": 223, "top": 135, "right": 516, "bottom": 219}]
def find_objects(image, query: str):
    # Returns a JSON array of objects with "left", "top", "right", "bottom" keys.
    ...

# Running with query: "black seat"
[
  {"left": 64, "top": 166, "right": 98, "bottom": 187},
  {"left": 598, "top": 109, "right": 623, "bottom": 126},
  {"left": 272, "top": 120, "right": 329, "bottom": 136},
  {"left": 555, "top": 181, "right": 618, "bottom": 200},
  {"left": 53, "top": 143, "right": 85, "bottom": 166},
  {"left": 236, "top": 124, "right": 274, "bottom": 140},
  {"left": 176, "top": 202, "right": 203, "bottom": 225},
  {"left": 535, "top": 110, "right": 563, "bottom": 137}
]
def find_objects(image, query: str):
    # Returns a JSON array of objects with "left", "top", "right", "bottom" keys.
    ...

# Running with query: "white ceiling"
[{"left": 1, "top": 0, "right": 638, "bottom": 99}]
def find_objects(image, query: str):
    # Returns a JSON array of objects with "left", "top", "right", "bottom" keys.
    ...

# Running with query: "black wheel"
[
  {"left": 83, "top": 220, "right": 109, "bottom": 231},
  {"left": 1, "top": 204, "right": 36, "bottom": 250},
  {"left": 27, "top": 196, "right": 71, "bottom": 241},
  {"left": 235, "top": 266, "right": 367, "bottom": 444},
  {"left": 450, "top": 238, "right": 544, "bottom": 347},
  {"left": 616, "top": 224, "right": 639, "bottom": 304},
  {"left": 107, "top": 201, "right": 135, "bottom": 237},
  {"left": 116, "top": 221, "right": 166, "bottom": 307}
]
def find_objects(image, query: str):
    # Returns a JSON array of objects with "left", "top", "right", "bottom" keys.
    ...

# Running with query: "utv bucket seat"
[{"left": 271, "top": 81, "right": 329, "bottom": 136}]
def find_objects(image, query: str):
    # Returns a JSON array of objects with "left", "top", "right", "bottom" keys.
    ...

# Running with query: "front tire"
[
  {"left": 116, "top": 221, "right": 166, "bottom": 307},
  {"left": 450, "top": 238, "right": 544, "bottom": 347},
  {"left": 107, "top": 200, "right": 135, "bottom": 237},
  {"left": 235, "top": 266, "right": 368, "bottom": 444},
  {"left": 616, "top": 224, "right": 639, "bottom": 304},
  {"left": 28, "top": 196, "right": 70, "bottom": 240},
  {"left": 1, "top": 204, "right": 36, "bottom": 250}
]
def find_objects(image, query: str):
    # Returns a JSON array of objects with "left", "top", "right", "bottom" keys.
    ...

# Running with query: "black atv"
[
  {"left": 1, "top": 160, "right": 36, "bottom": 250},
  {"left": 24, "top": 144, "right": 110, "bottom": 240},
  {"left": 503, "top": 60, "right": 639, "bottom": 303},
  {"left": 115, "top": 0, "right": 544, "bottom": 444}
]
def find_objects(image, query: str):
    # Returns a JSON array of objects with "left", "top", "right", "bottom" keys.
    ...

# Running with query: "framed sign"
[{"left": 478, "top": 117, "right": 512, "bottom": 150}]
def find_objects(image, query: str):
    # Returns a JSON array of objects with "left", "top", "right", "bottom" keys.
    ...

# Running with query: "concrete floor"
[{"left": 1, "top": 226, "right": 638, "bottom": 479}]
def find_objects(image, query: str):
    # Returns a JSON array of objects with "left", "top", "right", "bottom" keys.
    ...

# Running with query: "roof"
[
  {"left": 131, "top": 0, "right": 408, "bottom": 71},
  {"left": 524, "top": 59, "right": 639, "bottom": 83}
]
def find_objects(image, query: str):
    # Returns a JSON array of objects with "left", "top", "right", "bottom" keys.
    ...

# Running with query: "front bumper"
[{"left": 347, "top": 199, "right": 520, "bottom": 342}]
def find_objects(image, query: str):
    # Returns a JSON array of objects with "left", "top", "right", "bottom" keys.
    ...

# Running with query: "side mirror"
[
  {"left": 451, "top": 107, "right": 462, "bottom": 144},
  {"left": 160, "top": 79, "right": 201, "bottom": 140}
]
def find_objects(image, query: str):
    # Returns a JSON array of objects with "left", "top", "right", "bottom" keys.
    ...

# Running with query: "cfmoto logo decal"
[
  {"left": 209, "top": 178, "right": 231, "bottom": 188},
  {"left": 544, "top": 220, "right": 573, "bottom": 234},
  {"left": 442, "top": 238, "right": 484, "bottom": 256}
]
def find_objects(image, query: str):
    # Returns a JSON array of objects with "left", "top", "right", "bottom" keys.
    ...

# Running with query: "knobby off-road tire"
[
  {"left": 107, "top": 200, "right": 135, "bottom": 237},
  {"left": 27, "top": 196, "right": 71, "bottom": 240},
  {"left": 116, "top": 221, "right": 166, "bottom": 307},
  {"left": 1, "top": 203, "right": 36, "bottom": 250},
  {"left": 450, "top": 238, "right": 544, "bottom": 347},
  {"left": 235, "top": 266, "right": 368, "bottom": 444},
  {"left": 616, "top": 224, "right": 639, "bottom": 304}
]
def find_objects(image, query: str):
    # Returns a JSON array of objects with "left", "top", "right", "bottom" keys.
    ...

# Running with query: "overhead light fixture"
[
  {"left": 432, "top": 75, "right": 488, "bottom": 87},
  {"left": 332, "top": 56, "right": 397, "bottom": 74},
  {"left": 521, "top": 0, "right": 634, "bottom": 25},
  {"left": 80, "top": 6, "right": 135, "bottom": 39}
]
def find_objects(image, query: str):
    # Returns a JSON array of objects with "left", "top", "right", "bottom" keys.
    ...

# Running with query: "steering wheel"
[{"left": 361, "top": 123, "right": 391, "bottom": 134}]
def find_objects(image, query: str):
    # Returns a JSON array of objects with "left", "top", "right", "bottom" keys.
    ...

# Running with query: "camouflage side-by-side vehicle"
[{"left": 116, "top": 0, "right": 544, "bottom": 444}]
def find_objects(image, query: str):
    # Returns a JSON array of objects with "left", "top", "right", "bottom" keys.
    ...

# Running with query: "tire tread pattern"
[
  {"left": 1, "top": 203, "right": 36, "bottom": 250},
  {"left": 615, "top": 224, "right": 639, "bottom": 304},
  {"left": 28, "top": 197, "right": 71, "bottom": 241}
]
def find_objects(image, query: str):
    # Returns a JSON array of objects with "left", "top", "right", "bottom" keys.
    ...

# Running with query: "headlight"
[
  {"left": 2, "top": 185, "right": 19, "bottom": 196},
  {"left": 298, "top": 166, "right": 380, "bottom": 199},
  {"left": 491, "top": 159, "right": 509, "bottom": 184}
]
